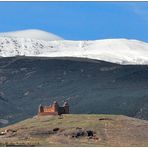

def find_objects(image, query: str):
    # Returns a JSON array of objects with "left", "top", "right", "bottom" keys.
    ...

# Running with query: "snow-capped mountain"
[
  {"left": 0, "top": 29, "right": 63, "bottom": 41},
  {"left": 0, "top": 30, "right": 148, "bottom": 65}
]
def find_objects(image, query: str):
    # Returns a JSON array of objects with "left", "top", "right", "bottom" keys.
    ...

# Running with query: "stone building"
[{"left": 38, "top": 101, "right": 69, "bottom": 115}]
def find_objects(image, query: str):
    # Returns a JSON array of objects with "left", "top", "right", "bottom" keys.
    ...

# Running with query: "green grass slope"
[{"left": 0, "top": 114, "right": 148, "bottom": 146}]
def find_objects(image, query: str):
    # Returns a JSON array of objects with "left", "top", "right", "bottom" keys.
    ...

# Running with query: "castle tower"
[
  {"left": 53, "top": 101, "right": 59, "bottom": 113},
  {"left": 63, "top": 101, "right": 69, "bottom": 114},
  {"left": 38, "top": 104, "right": 44, "bottom": 114}
]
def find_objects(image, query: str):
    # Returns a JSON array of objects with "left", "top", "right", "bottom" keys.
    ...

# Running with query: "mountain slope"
[
  {"left": 1, "top": 57, "right": 148, "bottom": 127},
  {"left": 0, "top": 36, "right": 148, "bottom": 64},
  {"left": 0, "top": 114, "right": 148, "bottom": 146}
]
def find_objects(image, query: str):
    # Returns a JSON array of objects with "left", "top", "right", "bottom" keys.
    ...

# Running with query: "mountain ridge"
[{"left": 0, "top": 35, "right": 148, "bottom": 65}]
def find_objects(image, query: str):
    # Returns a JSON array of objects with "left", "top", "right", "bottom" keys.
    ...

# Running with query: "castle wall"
[
  {"left": 43, "top": 106, "right": 55, "bottom": 113},
  {"left": 38, "top": 101, "right": 69, "bottom": 116},
  {"left": 58, "top": 107, "right": 65, "bottom": 114},
  {"left": 38, "top": 112, "right": 58, "bottom": 115}
]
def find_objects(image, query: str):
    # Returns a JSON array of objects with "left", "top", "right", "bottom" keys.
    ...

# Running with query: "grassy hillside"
[{"left": 0, "top": 114, "right": 148, "bottom": 146}]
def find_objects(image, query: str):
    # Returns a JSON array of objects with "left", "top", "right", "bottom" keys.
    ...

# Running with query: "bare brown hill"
[{"left": 0, "top": 114, "right": 148, "bottom": 146}]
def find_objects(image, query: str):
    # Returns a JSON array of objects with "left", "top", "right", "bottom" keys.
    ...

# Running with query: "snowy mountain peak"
[
  {"left": 0, "top": 35, "right": 148, "bottom": 65},
  {"left": 0, "top": 29, "right": 63, "bottom": 41}
]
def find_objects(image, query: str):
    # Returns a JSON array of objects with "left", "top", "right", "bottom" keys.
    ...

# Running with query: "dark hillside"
[{"left": 0, "top": 57, "right": 148, "bottom": 126}]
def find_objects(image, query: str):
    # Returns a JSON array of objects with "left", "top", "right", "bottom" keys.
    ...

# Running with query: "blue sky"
[{"left": 0, "top": 2, "right": 148, "bottom": 42}]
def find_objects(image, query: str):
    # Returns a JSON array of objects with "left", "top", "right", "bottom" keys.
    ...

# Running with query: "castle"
[{"left": 38, "top": 101, "right": 69, "bottom": 115}]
